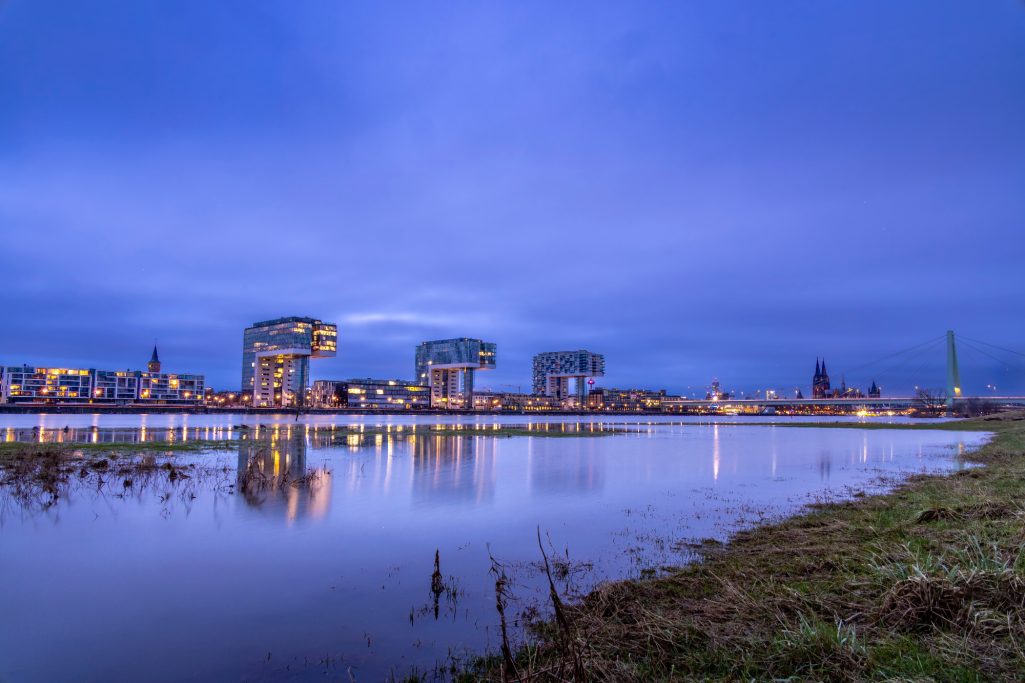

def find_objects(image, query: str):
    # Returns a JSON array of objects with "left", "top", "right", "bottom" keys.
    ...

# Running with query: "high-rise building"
[
  {"left": 414, "top": 338, "right": 496, "bottom": 409},
  {"left": 532, "top": 350, "right": 605, "bottom": 405},
  {"left": 242, "top": 316, "right": 337, "bottom": 408}
]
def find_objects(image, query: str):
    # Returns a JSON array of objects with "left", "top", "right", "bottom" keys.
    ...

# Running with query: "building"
[
  {"left": 532, "top": 350, "right": 605, "bottom": 406},
  {"left": 0, "top": 346, "right": 204, "bottom": 406},
  {"left": 93, "top": 369, "right": 141, "bottom": 402},
  {"left": 705, "top": 378, "right": 729, "bottom": 401},
  {"left": 147, "top": 345, "right": 161, "bottom": 373},
  {"left": 587, "top": 387, "right": 666, "bottom": 411},
  {"left": 311, "top": 378, "right": 429, "bottom": 409},
  {"left": 242, "top": 316, "right": 338, "bottom": 408},
  {"left": 414, "top": 338, "right": 496, "bottom": 409},
  {"left": 811, "top": 359, "right": 872, "bottom": 399},
  {"left": 467, "top": 392, "right": 563, "bottom": 411},
  {"left": 812, "top": 358, "right": 832, "bottom": 398},
  {"left": 205, "top": 389, "right": 243, "bottom": 407},
  {"left": 868, "top": 380, "right": 881, "bottom": 398}
]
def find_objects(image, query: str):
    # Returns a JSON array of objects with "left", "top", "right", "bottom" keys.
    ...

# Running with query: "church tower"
[
  {"left": 148, "top": 345, "right": 161, "bottom": 373},
  {"left": 868, "top": 380, "right": 881, "bottom": 398},
  {"left": 812, "top": 358, "right": 832, "bottom": 398}
]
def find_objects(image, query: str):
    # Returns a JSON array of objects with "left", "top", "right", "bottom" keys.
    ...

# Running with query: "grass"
[
  {"left": 454, "top": 411, "right": 1025, "bottom": 682},
  {"left": 0, "top": 439, "right": 238, "bottom": 458}
]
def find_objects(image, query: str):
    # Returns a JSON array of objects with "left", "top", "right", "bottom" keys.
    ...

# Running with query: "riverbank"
[{"left": 459, "top": 412, "right": 1025, "bottom": 682}]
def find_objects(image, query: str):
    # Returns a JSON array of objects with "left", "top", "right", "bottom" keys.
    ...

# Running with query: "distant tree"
[
  {"left": 957, "top": 397, "right": 1000, "bottom": 418},
  {"left": 912, "top": 388, "right": 948, "bottom": 416}
]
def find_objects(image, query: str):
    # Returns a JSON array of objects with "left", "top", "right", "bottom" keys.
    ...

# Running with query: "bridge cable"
[
  {"left": 954, "top": 343, "right": 1018, "bottom": 394},
  {"left": 958, "top": 335, "right": 1025, "bottom": 361},
  {"left": 843, "top": 334, "right": 946, "bottom": 377},
  {"left": 958, "top": 338, "right": 1025, "bottom": 373},
  {"left": 897, "top": 337, "right": 949, "bottom": 390},
  {"left": 840, "top": 336, "right": 945, "bottom": 393}
]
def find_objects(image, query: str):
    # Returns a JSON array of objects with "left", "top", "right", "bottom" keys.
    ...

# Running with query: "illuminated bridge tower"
[
  {"left": 532, "top": 350, "right": 605, "bottom": 406},
  {"left": 946, "top": 330, "right": 962, "bottom": 411},
  {"left": 415, "top": 338, "right": 496, "bottom": 409},
  {"left": 242, "top": 316, "right": 338, "bottom": 408}
]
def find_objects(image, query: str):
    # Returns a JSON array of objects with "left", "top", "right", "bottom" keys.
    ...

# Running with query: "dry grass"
[
  {"left": 0, "top": 444, "right": 205, "bottom": 512},
  {"left": 452, "top": 412, "right": 1025, "bottom": 682}
]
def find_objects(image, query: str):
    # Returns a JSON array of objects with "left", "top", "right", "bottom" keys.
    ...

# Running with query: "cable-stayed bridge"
[{"left": 668, "top": 331, "right": 1025, "bottom": 412}]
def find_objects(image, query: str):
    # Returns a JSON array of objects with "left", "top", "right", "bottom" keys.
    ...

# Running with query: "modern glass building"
[
  {"left": 414, "top": 338, "right": 496, "bottom": 409},
  {"left": 311, "top": 378, "right": 429, "bottom": 410},
  {"left": 532, "top": 350, "right": 605, "bottom": 404},
  {"left": 241, "top": 316, "right": 338, "bottom": 408}
]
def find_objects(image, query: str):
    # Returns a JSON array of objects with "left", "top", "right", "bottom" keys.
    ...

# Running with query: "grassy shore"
[
  {"left": 459, "top": 412, "right": 1025, "bottom": 682},
  {"left": 0, "top": 439, "right": 238, "bottom": 458}
]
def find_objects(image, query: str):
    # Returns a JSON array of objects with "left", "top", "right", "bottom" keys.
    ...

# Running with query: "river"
[{"left": 0, "top": 414, "right": 987, "bottom": 682}]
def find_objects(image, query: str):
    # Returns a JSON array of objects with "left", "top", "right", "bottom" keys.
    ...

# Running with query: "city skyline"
[
  {"left": 2, "top": 2, "right": 1024, "bottom": 395},
  {"left": 0, "top": 322, "right": 1016, "bottom": 400}
]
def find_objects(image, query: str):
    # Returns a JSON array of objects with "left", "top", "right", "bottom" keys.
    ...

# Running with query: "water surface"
[{"left": 0, "top": 416, "right": 987, "bottom": 682}]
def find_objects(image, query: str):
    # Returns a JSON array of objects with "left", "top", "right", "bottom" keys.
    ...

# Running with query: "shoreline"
[
  {"left": 0, "top": 405, "right": 951, "bottom": 418},
  {"left": 457, "top": 412, "right": 1025, "bottom": 681}
]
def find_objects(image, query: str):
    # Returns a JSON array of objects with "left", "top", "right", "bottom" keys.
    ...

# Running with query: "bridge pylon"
[{"left": 946, "top": 330, "right": 962, "bottom": 410}]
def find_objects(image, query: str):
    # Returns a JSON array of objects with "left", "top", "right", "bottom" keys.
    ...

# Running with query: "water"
[{"left": 0, "top": 414, "right": 987, "bottom": 682}]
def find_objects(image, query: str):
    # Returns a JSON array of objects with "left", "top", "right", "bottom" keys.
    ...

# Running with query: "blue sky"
[{"left": 2, "top": 1, "right": 1024, "bottom": 396}]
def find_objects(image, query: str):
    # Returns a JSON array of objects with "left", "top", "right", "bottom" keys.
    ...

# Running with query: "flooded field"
[{"left": 0, "top": 415, "right": 988, "bottom": 682}]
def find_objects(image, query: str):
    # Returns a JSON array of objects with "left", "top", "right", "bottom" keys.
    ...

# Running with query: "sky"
[{"left": 2, "top": 1, "right": 1024, "bottom": 397}]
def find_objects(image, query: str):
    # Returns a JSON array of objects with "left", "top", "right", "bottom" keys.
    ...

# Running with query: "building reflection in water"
[
  {"left": 237, "top": 430, "right": 331, "bottom": 523},
  {"left": 409, "top": 435, "right": 496, "bottom": 505},
  {"left": 713, "top": 424, "right": 720, "bottom": 482},
  {"left": 528, "top": 437, "right": 604, "bottom": 496},
  {"left": 818, "top": 451, "right": 833, "bottom": 480},
  {"left": 3, "top": 425, "right": 237, "bottom": 445}
]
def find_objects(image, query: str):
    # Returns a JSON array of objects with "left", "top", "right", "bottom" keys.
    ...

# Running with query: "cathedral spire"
[{"left": 148, "top": 344, "right": 161, "bottom": 373}]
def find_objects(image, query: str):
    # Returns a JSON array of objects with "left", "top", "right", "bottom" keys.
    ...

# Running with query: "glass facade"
[
  {"left": 311, "top": 379, "right": 429, "bottom": 409},
  {"left": 241, "top": 316, "right": 338, "bottom": 407},
  {"left": 413, "top": 338, "right": 497, "bottom": 409},
  {"left": 586, "top": 387, "right": 666, "bottom": 411},
  {"left": 414, "top": 338, "right": 497, "bottom": 384},
  {"left": 532, "top": 350, "right": 606, "bottom": 399}
]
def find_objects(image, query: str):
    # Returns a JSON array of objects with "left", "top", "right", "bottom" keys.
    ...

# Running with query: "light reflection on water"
[{"left": 0, "top": 418, "right": 988, "bottom": 683}]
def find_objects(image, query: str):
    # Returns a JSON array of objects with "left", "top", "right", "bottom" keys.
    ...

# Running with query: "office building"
[
  {"left": 242, "top": 316, "right": 337, "bottom": 408},
  {"left": 532, "top": 350, "right": 605, "bottom": 405},
  {"left": 586, "top": 387, "right": 666, "bottom": 411},
  {"left": 415, "top": 338, "right": 496, "bottom": 409},
  {"left": 472, "top": 391, "right": 561, "bottom": 412},
  {"left": 311, "top": 378, "right": 429, "bottom": 409}
]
